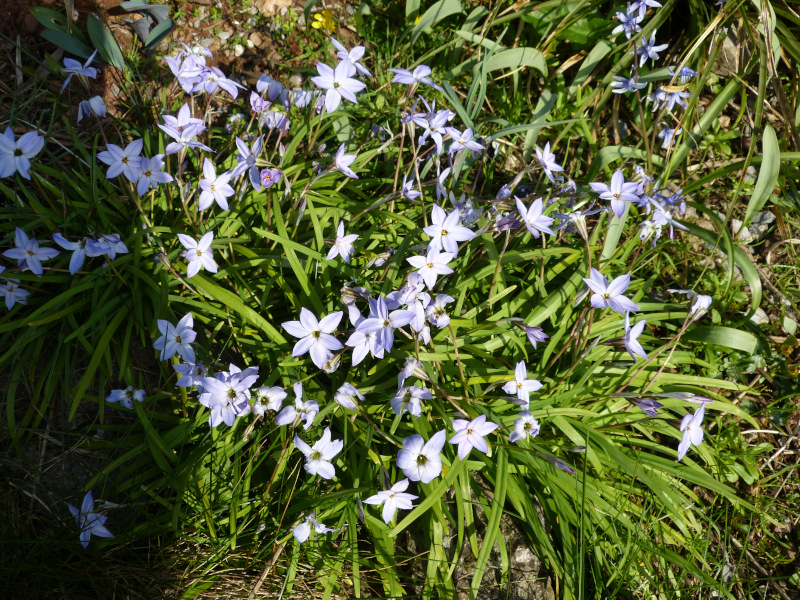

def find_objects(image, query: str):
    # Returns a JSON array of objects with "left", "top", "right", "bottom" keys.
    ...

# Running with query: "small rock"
[
  {"left": 214, "top": 2, "right": 222, "bottom": 8},
  {"left": 233, "top": 43, "right": 244, "bottom": 57},
  {"left": 249, "top": 32, "right": 263, "bottom": 46},
  {"left": 246, "top": 40, "right": 255, "bottom": 49},
  {"left": 192, "top": 19, "right": 201, "bottom": 28},
  {"left": 346, "top": 4, "right": 355, "bottom": 15},
  {"left": 750, "top": 308, "right": 769, "bottom": 326},
  {"left": 218, "top": 31, "right": 232, "bottom": 41},
  {"left": 280, "top": 6, "right": 287, "bottom": 15},
  {"left": 246, "top": 18, "right": 255, "bottom": 27},
  {"left": 288, "top": 72, "right": 303, "bottom": 87},
  {"left": 175, "top": 19, "right": 185, "bottom": 26},
  {"left": 200, "top": 37, "right": 214, "bottom": 47},
  {"left": 249, "top": 7, "right": 258, "bottom": 15},
  {"left": 297, "top": 14, "right": 305, "bottom": 26}
]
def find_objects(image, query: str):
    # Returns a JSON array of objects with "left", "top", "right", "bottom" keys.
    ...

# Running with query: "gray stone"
[
  {"left": 249, "top": 32, "right": 263, "bottom": 46},
  {"left": 218, "top": 31, "right": 232, "bottom": 41},
  {"left": 200, "top": 37, "right": 214, "bottom": 47},
  {"left": 288, "top": 72, "right": 303, "bottom": 87},
  {"left": 750, "top": 308, "right": 770, "bottom": 325},
  {"left": 233, "top": 43, "right": 245, "bottom": 57}
]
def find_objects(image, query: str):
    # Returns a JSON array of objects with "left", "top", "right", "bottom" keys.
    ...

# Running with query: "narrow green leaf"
[
  {"left": 411, "top": 0, "right": 463, "bottom": 43},
  {"left": 87, "top": 14, "right": 127, "bottom": 72},
  {"left": 742, "top": 124, "right": 779, "bottom": 227},
  {"left": 683, "top": 326, "right": 758, "bottom": 354}
]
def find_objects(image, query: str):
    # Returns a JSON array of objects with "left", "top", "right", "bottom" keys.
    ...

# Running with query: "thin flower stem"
[
  {"left": 488, "top": 229, "right": 510, "bottom": 305},
  {"left": 448, "top": 323, "right": 470, "bottom": 400},
  {"left": 614, "top": 314, "right": 693, "bottom": 394}
]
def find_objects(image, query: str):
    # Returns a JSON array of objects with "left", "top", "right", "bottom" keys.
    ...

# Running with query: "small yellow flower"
[{"left": 311, "top": 9, "right": 335, "bottom": 32}]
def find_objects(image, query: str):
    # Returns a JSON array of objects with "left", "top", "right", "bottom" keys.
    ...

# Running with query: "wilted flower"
[
  {"left": 524, "top": 326, "right": 548, "bottom": 349},
  {"left": 634, "top": 398, "right": 663, "bottom": 416},
  {"left": 77, "top": 96, "right": 107, "bottom": 123}
]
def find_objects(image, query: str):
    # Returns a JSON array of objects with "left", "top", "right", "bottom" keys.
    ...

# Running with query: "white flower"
[
  {"left": 96, "top": 139, "right": 143, "bottom": 183},
  {"left": 2, "top": 228, "right": 59, "bottom": 277},
  {"left": 334, "top": 383, "right": 363, "bottom": 410},
  {"left": 426, "top": 294, "right": 455, "bottom": 328},
  {"left": 106, "top": 386, "right": 146, "bottom": 409},
  {"left": 332, "top": 143, "right": 358, "bottom": 179},
  {"left": 294, "top": 427, "right": 344, "bottom": 479},
  {"left": 0, "top": 127, "right": 45, "bottom": 180},
  {"left": 363, "top": 479, "right": 418, "bottom": 524},
  {"left": 275, "top": 382, "right": 319, "bottom": 429},
  {"left": 406, "top": 249, "right": 454, "bottom": 290},
  {"left": 77, "top": 96, "right": 107, "bottom": 123},
  {"left": 391, "top": 385, "right": 432, "bottom": 418},
  {"left": 423, "top": 204, "right": 476, "bottom": 257},
  {"left": 624, "top": 313, "right": 648, "bottom": 362},
  {"left": 502, "top": 361, "right": 543, "bottom": 408},
  {"left": 281, "top": 308, "right": 344, "bottom": 370},
  {"left": 0, "top": 278, "right": 29, "bottom": 310},
  {"left": 677, "top": 404, "right": 705, "bottom": 461},
  {"left": 449, "top": 415, "right": 499, "bottom": 460},
  {"left": 509, "top": 411, "right": 540, "bottom": 443},
  {"left": 252, "top": 386, "right": 287, "bottom": 415},
  {"left": 293, "top": 513, "right": 335, "bottom": 543},
  {"left": 326, "top": 222, "right": 359, "bottom": 264},
  {"left": 396, "top": 430, "right": 446, "bottom": 483},
  {"left": 153, "top": 313, "right": 197, "bottom": 362},
  {"left": 197, "top": 159, "right": 235, "bottom": 211},
  {"left": 177, "top": 231, "right": 218, "bottom": 278}
]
